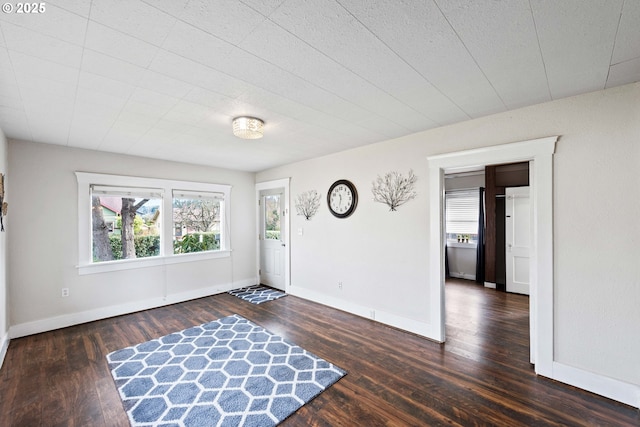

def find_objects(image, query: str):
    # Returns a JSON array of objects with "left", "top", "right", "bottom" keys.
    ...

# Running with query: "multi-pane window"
[
  {"left": 173, "top": 190, "right": 223, "bottom": 254},
  {"left": 76, "top": 172, "right": 231, "bottom": 274},
  {"left": 91, "top": 186, "right": 163, "bottom": 263}
]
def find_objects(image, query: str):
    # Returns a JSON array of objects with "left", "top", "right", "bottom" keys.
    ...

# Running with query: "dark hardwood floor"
[{"left": 0, "top": 279, "right": 637, "bottom": 426}]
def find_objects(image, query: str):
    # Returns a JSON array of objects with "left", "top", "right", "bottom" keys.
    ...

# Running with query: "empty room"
[{"left": 0, "top": 1, "right": 638, "bottom": 426}]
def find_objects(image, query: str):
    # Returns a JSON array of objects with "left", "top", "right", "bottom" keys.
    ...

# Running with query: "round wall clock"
[{"left": 327, "top": 179, "right": 358, "bottom": 218}]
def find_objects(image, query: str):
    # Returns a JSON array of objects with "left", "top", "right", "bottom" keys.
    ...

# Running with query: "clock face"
[{"left": 327, "top": 180, "right": 358, "bottom": 218}]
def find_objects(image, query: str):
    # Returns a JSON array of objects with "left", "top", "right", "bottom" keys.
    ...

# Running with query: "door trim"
[
  {"left": 256, "top": 178, "right": 290, "bottom": 291},
  {"left": 427, "top": 136, "right": 557, "bottom": 377}
]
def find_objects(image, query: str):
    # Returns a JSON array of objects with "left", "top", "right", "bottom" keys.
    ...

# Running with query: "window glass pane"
[
  {"left": 264, "top": 194, "right": 281, "bottom": 240},
  {"left": 173, "top": 194, "right": 221, "bottom": 254},
  {"left": 91, "top": 193, "right": 162, "bottom": 263},
  {"left": 445, "top": 190, "right": 479, "bottom": 236}
]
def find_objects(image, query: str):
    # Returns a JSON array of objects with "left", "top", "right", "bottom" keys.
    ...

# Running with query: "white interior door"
[
  {"left": 506, "top": 186, "right": 531, "bottom": 295},
  {"left": 259, "top": 189, "right": 285, "bottom": 290}
]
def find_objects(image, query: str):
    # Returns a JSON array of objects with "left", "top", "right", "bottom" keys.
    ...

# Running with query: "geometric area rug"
[
  {"left": 228, "top": 285, "right": 287, "bottom": 305},
  {"left": 106, "top": 314, "right": 346, "bottom": 426}
]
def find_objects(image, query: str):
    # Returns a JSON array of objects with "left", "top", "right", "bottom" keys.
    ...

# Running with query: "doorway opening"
[
  {"left": 444, "top": 163, "right": 532, "bottom": 364},
  {"left": 428, "top": 136, "right": 557, "bottom": 376}
]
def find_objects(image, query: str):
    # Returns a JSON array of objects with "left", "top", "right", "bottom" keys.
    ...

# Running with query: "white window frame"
[
  {"left": 76, "top": 172, "right": 231, "bottom": 275},
  {"left": 445, "top": 189, "right": 480, "bottom": 241}
]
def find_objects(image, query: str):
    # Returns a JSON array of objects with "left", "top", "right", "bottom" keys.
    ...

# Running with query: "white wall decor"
[
  {"left": 295, "top": 190, "right": 320, "bottom": 220},
  {"left": 371, "top": 170, "right": 417, "bottom": 211}
]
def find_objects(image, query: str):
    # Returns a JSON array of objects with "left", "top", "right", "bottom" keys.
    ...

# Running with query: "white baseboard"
[
  {"left": 449, "top": 272, "right": 476, "bottom": 281},
  {"left": 9, "top": 278, "right": 256, "bottom": 339},
  {"left": 287, "top": 286, "right": 435, "bottom": 340},
  {"left": 0, "top": 331, "right": 9, "bottom": 370},
  {"left": 551, "top": 362, "right": 639, "bottom": 409}
]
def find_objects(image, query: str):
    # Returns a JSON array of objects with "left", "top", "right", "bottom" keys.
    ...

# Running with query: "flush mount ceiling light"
[{"left": 232, "top": 116, "right": 264, "bottom": 139}]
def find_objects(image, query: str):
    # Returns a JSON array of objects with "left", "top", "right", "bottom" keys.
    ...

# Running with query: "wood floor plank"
[{"left": 0, "top": 280, "right": 637, "bottom": 426}]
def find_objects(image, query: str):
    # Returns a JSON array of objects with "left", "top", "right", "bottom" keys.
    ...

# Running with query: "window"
[
  {"left": 76, "top": 172, "right": 231, "bottom": 274},
  {"left": 263, "top": 194, "right": 281, "bottom": 240},
  {"left": 173, "top": 190, "right": 223, "bottom": 254},
  {"left": 445, "top": 189, "right": 480, "bottom": 243},
  {"left": 91, "top": 186, "right": 163, "bottom": 263}
]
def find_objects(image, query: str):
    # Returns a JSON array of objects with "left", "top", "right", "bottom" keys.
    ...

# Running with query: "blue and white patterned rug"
[
  {"left": 228, "top": 285, "right": 287, "bottom": 305},
  {"left": 107, "top": 314, "right": 345, "bottom": 426}
]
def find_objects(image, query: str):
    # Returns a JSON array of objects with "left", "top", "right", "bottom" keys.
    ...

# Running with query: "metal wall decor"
[
  {"left": 371, "top": 169, "right": 417, "bottom": 211},
  {"left": 295, "top": 190, "right": 321, "bottom": 220}
]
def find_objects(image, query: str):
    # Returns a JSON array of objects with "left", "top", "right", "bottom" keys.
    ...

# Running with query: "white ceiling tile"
[
  {"left": 130, "top": 87, "right": 180, "bottom": 110},
  {"left": 148, "top": 51, "right": 247, "bottom": 99},
  {"left": 180, "top": 0, "right": 266, "bottom": 45},
  {"left": 0, "top": 3, "right": 87, "bottom": 45},
  {"left": 23, "top": 104, "right": 74, "bottom": 144},
  {"left": 137, "top": 70, "right": 195, "bottom": 99},
  {"left": 85, "top": 21, "right": 160, "bottom": 68},
  {"left": 183, "top": 88, "right": 235, "bottom": 112},
  {"left": 606, "top": 57, "right": 640, "bottom": 89},
  {"left": 78, "top": 72, "right": 135, "bottom": 101},
  {"left": 0, "top": 82, "right": 22, "bottom": 108},
  {"left": 81, "top": 50, "right": 146, "bottom": 86},
  {"left": 162, "top": 21, "right": 234, "bottom": 69},
  {"left": 47, "top": 0, "right": 92, "bottom": 17},
  {"left": 240, "top": 0, "right": 287, "bottom": 17},
  {"left": 0, "top": 0, "right": 636, "bottom": 171},
  {"left": 269, "top": 0, "right": 455, "bottom": 128},
  {"left": 611, "top": 0, "right": 640, "bottom": 65},
  {"left": 2, "top": 22, "right": 83, "bottom": 68},
  {"left": 9, "top": 50, "right": 79, "bottom": 85},
  {"left": 140, "top": 0, "right": 190, "bottom": 18},
  {"left": 90, "top": 0, "right": 176, "bottom": 46},
  {"left": 67, "top": 112, "right": 117, "bottom": 150},
  {"left": 115, "top": 110, "right": 162, "bottom": 129},
  {"left": 342, "top": 0, "right": 504, "bottom": 117},
  {"left": 533, "top": 0, "right": 624, "bottom": 98},
  {"left": 0, "top": 106, "right": 30, "bottom": 137},
  {"left": 98, "top": 120, "right": 150, "bottom": 152},
  {"left": 73, "top": 93, "right": 124, "bottom": 121},
  {"left": 163, "top": 100, "right": 211, "bottom": 126},
  {"left": 29, "top": 121, "right": 70, "bottom": 145},
  {"left": 433, "top": 0, "right": 550, "bottom": 110}
]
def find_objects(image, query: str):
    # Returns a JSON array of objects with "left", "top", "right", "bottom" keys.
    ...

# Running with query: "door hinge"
[{"left": 259, "top": 269, "right": 261, "bottom": 275}]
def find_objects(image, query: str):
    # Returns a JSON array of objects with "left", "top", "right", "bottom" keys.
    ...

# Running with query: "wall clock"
[{"left": 327, "top": 179, "right": 358, "bottom": 218}]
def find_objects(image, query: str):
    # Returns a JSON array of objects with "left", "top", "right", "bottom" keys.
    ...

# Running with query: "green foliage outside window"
[
  {"left": 174, "top": 233, "right": 220, "bottom": 254},
  {"left": 103, "top": 235, "right": 160, "bottom": 261}
]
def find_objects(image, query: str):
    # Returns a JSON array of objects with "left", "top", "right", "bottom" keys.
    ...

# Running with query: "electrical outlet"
[
  {"left": 338, "top": 281, "right": 343, "bottom": 289},
  {"left": 61, "top": 288, "right": 69, "bottom": 297}
]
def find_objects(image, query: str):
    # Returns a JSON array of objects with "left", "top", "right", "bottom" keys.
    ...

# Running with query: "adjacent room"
[{"left": 0, "top": 1, "right": 638, "bottom": 425}]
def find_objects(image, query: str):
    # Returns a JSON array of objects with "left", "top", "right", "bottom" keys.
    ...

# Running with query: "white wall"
[
  {"left": 7, "top": 141, "right": 256, "bottom": 336},
  {"left": 257, "top": 83, "right": 640, "bottom": 398},
  {"left": 0, "top": 128, "right": 7, "bottom": 368}
]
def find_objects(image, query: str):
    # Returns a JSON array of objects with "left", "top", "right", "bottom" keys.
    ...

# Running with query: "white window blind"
[
  {"left": 91, "top": 185, "right": 163, "bottom": 199},
  {"left": 173, "top": 190, "right": 224, "bottom": 201},
  {"left": 445, "top": 189, "right": 480, "bottom": 235}
]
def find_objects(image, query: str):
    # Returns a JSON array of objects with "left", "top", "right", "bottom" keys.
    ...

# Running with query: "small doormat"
[
  {"left": 228, "top": 285, "right": 287, "bottom": 304},
  {"left": 107, "top": 314, "right": 346, "bottom": 426}
]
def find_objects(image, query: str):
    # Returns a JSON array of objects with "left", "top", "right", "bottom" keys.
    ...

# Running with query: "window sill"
[
  {"left": 446, "top": 241, "right": 478, "bottom": 249},
  {"left": 77, "top": 250, "right": 231, "bottom": 275}
]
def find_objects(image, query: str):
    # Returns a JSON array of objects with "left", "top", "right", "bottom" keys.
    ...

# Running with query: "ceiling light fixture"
[{"left": 232, "top": 116, "right": 264, "bottom": 139}]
